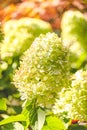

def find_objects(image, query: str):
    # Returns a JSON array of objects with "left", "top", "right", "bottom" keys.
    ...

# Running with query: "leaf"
[
  {"left": 22, "top": 100, "right": 34, "bottom": 129},
  {"left": 47, "top": 116, "right": 65, "bottom": 130},
  {"left": 22, "top": 100, "right": 46, "bottom": 130},
  {"left": 22, "top": 99, "right": 39, "bottom": 129},
  {"left": 42, "top": 116, "right": 66, "bottom": 130},
  {"left": 37, "top": 108, "right": 46, "bottom": 130},
  {"left": 0, "top": 114, "right": 26, "bottom": 126},
  {"left": 0, "top": 123, "right": 14, "bottom": 130},
  {"left": 42, "top": 126, "right": 50, "bottom": 130},
  {"left": 0, "top": 98, "right": 7, "bottom": 111},
  {"left": 0, "top": 122, "right": 24, "bottom": 130},
  {"left": 68, "top": 124, "right": 87, "bottom": 130}
]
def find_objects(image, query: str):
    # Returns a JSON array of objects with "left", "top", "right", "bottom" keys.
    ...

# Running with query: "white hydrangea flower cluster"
[
  {"left": 1, "top": 18, "right": 52, "bottom": 60},
  {"left": 52, "top": 88, "right": 72, "bottom": 118},
  {"left": 13, "top": 32, "right": 70, "bottom": 108},
  {"left": 61, "top": 10, "right": 87, "bottom": 52},
  {"left": 53, "top": 70, "right": 87, "bottom": 121},
  {"left": 61, "top": 10, "right": 87, "bottom": 69}
]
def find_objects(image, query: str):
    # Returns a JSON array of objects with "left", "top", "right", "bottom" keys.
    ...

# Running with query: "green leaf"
[
  {"left": 22, "top": 100, "right": 46, "bottom": 130},
  {"left": 0, "top": 122, "right": 24, "bottom": 130},
  {"left": 0, "top": 123, "right": 14, "bottom": 130},
  {"left": 0, "top": 114, "right": 26, "bottom": 126},
  {"left": 68, "top": 124, "right": 87, "bottom": 130},
  {"left": 42, "top": 126, "right": 50, "bottom": 130},
  {"left": 0, "top": 98, "right": 7, "bottom": 111},
  {"left": 42, "top": 116, "right": 66, "bottom": 130},
  {"left": 37, "top": 108, "right": 46, "bottom": 130},
  {"left": 22, "top": 100, "right": 34, "bottom": 129}
]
